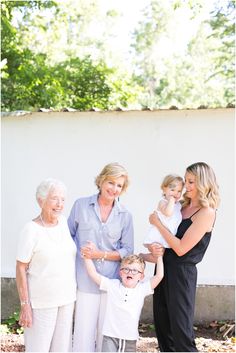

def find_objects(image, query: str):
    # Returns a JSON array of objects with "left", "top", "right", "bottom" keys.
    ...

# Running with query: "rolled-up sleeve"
[
  {"left": 68, "top": 201, "right": 78, "bottom": 241},
  {"left": 67, "top": 194, "right": 134, "bottom": 293},
  {"left": 117, "top": 212, "right": 134, "bottom": 258}
]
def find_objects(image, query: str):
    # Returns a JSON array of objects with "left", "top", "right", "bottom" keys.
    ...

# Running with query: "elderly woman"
[
  {"left": 68, "top": 162, "right": 134, "bottom": 352},
  {"left": 16, "top": 179, "right": 77, "bottom": 352}
]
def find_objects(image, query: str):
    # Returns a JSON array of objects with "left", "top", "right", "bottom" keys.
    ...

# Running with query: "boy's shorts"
[{"left": 102, "top": 335, "right": 136, "bottom": 352}]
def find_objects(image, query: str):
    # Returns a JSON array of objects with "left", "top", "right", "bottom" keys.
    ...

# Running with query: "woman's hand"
[
  {"left": 19, "top": 304, "right": 33, "bottom": 328},
  {"left": 147, "top": 242, "right": 165, "bottom": 257},
  {"left": 81, "top": 241, "right": 97, "bottom": 259}
]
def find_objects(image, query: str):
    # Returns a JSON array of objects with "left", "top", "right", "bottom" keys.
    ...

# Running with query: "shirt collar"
[{"left": 88, "top": 193, "right": 126, "bottom": 213}]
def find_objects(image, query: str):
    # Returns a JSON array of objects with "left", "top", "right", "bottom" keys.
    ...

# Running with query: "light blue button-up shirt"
[{"left": 68, "top": 194, "right": 134, "bottom": 294}]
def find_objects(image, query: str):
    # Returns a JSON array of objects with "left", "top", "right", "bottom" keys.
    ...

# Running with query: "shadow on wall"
[{"left": 1, "top": 278, "right": 235, "bottom": 323}]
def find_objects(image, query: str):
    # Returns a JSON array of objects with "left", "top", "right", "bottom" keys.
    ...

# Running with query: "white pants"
[
  {"left": 73, "top": 290, "right": 107, "bottom": 352},
  {"left": 24, "top": 302, "right": 75, "bottom": 352}
]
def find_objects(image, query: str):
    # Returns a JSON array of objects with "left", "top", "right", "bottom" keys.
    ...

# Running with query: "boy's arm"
[
  {"left": 150, "top": 256, "right": 164, "bottom": 289},
  {"left": 158, "top": 197, "right": 175, "bottom": 217},
  {"left": 84, "top": 258, "right": 102, "bottom": 286}
]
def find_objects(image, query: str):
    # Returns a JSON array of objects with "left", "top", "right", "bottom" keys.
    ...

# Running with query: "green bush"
[{"left": 2, "top": 311, "right": 23, "bottom": 334}]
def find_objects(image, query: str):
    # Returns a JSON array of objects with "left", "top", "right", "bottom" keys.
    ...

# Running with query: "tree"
[
  {"left": 2, "top": 0, "right": 234, "bottom": 111},
  {"left": 131, "top": 0, "right": 235, "bottom": 108},
  {"left": 206, "top": 0, "right": 235, "bottom": 104},
  {"left": 1, "top": 1, "right": 59, "bottom": 110},
  {"left": 1, "top": 0, "right": 140, "bottom": 111}
]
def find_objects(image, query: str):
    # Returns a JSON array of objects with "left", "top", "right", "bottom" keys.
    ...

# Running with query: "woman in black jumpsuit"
[{"left": 147, "top": 162, "right": 220, "bottom": 352}]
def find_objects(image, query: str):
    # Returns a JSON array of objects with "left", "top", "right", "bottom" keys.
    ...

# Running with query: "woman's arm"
[
  {"left": 16, "top": 261, "right": 33, "bottom": 328},
  {"left": 139, "top": 252, "right": 158, "bottom": 263},
  {"left": 81, "top": 213, "right": 134, "bottom": 262},
  {"left": 149, "top": 207, "right": 215, "bottom": 256},
  {"left": 81, "top": 241, "right": 121, "bottom": 261},
  {"left": 140, "top": 243, "right": 165, "bottom": 263},
  {"left": 118, "top": 212, "right": 134, "bottom": 258}
]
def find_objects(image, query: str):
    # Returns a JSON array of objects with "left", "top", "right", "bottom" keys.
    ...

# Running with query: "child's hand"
[
  {"left": 147, "top": 242, "right": 164, "bottom": 257},
  {"left": 165, "top": 194, "right": 176, "bottom": 202}
]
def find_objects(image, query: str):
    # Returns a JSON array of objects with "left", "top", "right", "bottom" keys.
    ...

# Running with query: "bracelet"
[
  {"left": 20, "top": 300, "right": 30, "bottom": 306},
  {"left": 101, "top": 251, "right": 107, "bottom": 262}
]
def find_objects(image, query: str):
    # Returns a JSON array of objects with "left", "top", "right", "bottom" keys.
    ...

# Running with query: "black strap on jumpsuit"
[{"left": 153, "top": 209, "right": 213, "bottom": 352}]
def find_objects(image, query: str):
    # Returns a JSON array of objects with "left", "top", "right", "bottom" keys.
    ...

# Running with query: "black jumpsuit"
[{"left": 153, "top": 209, "right": 212, "bottom": 352}]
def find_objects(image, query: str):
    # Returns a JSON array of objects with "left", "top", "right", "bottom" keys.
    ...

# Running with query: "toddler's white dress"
[{"left": 143, "top": 200, "right": 182, "bottom": 248}]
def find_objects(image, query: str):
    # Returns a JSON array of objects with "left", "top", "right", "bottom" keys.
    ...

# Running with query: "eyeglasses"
[{"left": 120, "top": 267, "right": 143, "bottom": 275}]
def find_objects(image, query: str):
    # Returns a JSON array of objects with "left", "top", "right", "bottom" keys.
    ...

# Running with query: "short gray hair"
[{"left": 36, "top": 178, "right": 67, "bottom": 203}]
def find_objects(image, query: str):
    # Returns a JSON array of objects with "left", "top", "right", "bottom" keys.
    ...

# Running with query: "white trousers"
[
  {"left": 72, "top": 290, "right": 107, "bottom": 352},
  {"left": 24, "top": 302, "right": 75, "bottom": 352}
]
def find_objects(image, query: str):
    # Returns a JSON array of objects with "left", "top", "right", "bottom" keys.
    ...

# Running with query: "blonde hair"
[
  {"left": 95, "top": 162, "right": 129, "bottom": 194},
  {"left": 182, "top": 162, "right": 220, "bottom": 208},
  {"left": 121, "top": 254, "right": 146, "bottom": 272},
  {"left": 161, "top": 174, "right": 184, "bottom": 195}
]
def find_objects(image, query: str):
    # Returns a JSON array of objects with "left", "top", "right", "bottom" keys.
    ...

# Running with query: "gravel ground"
[
  {"left": 137, "top": 322, "right": 235, "bottom": 352},
  {"left": 1, "top": 321, "right": 235, "bottom": 352}
]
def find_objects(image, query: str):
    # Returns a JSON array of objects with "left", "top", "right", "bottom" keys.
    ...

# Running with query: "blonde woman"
[
  {"left": 16, "top": 179, "right": 77, "bottom": 352},
  {"left": 142, "top": 162, "right": 220, "bottom": 352},
  {"left": 68, "top": 162, "right": 134, "bottom": 352}
]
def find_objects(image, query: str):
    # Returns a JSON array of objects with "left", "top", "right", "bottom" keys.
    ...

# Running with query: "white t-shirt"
[
  {"left": 16, "top": 215, "right": 77, "bottom": 309},
  {"left": 143, "top": 200, "right": 182, "bottom": 248},
  {"left": 100, "top": 277, "right": 153, "bottom": 340}
]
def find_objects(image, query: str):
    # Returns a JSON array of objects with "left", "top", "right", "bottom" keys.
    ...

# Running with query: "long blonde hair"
[{"left": 182, "top": 162, "right": 220, "bottom": 208}]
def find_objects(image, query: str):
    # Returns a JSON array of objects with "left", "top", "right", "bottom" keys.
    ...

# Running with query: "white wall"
[{"left": 1, "top": 109, "right": 235, "bottom": 284}]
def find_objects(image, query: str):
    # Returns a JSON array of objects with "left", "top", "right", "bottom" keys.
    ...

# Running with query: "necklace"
[
  {"left": 39, "top": 213, "right": 63, "bottom": 244},
  {"left": 39, "top": 214, "right": 58, "bottom": 227}
]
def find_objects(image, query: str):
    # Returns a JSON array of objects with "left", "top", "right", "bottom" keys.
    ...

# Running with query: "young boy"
[{"left": 84, "top": 254, "right": 163, "bottom": 352}]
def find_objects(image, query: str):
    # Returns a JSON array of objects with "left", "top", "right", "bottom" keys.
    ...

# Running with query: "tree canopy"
[{"left": 1, "top": 0, "right": 235, "bottom": 111}]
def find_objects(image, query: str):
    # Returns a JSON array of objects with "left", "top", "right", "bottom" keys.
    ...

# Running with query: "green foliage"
[
  {"left": 1, "top": 0, "right": 139, "bottom": 111},
  {"left": 148, "top": 324, "right": 155, "bottom": 331},
  {"left": 52, "top": 57, "right": 112, "bottom": 110},
  {"left": 1, "top": 47, "right": 138, "bottom": 111},
  {"left": 131, "top": 0, "right": 235, "bottom": 108},
  {"left": 206, "top": 0, "right": 235, "bottom": 102},
  {"left": 1, "top": 0, "right": 60, "bottom": 111},
  {"left": 1, "top": 0, "right": 235, "bottom": 110},
  {"left": 2, "top": 311, "right": 23, "bottom": 334}
]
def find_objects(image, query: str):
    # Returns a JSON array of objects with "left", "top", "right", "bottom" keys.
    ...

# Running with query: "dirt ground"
[
  {"left": 137, "top": 321, "right": 235, "bottom": 352},
  {"left": 1, "top": 321, "right": 235, "bottom": 352}
]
